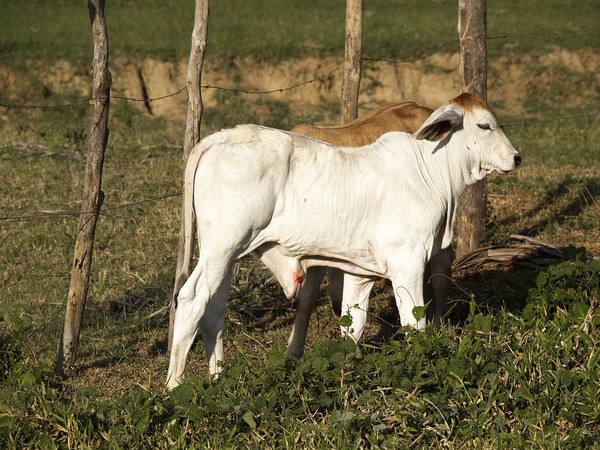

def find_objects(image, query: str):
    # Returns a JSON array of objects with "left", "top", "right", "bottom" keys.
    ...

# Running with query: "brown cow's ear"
[{"left": 415, "top": 106, "right": 463, "bottom": 142}]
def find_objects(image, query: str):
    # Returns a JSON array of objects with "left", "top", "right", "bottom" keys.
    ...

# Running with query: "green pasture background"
[
  {"left": 1, "top": 0, "right": 599, "bottom": 64},
  {"left": 0, "top": 1, "right": 599, "bottom": 448}
]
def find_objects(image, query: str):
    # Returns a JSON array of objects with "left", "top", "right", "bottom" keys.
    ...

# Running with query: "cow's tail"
[{"left": 172, "top": 140, "right": 211, "bottom": 303}]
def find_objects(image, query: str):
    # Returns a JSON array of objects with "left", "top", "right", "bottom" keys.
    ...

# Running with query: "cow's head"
[{"left": 415, "top": 93, "right": 521, "bottom": 180}]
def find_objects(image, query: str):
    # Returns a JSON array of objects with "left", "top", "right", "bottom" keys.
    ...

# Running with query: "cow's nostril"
[{"left": 514, "top": 154, "right": 521, "bottom": 167}]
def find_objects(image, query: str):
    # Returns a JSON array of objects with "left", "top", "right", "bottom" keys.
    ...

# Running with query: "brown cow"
[{"left": 292, "top": 101, "right": 433, "bottom": 146}]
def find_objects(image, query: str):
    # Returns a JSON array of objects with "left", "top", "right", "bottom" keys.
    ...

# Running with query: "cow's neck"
[{"left": 419, "top": 139, "right": 478, "bottom": 248}]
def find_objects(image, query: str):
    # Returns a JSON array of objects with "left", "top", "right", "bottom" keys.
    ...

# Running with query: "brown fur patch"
[
  {"left": 292, "top": 102, "right": 433, "bottom": 147},
  {"left": 451, "top": 92, "right": 490, "bottom": 112}
]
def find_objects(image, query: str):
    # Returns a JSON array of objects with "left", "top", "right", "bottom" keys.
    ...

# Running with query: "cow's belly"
[
  {"left": 300, "top": 256, "right": 383, "bottom": 278},
  {"left": 245, "top": 217, "right": 393, "bottom": 278}
]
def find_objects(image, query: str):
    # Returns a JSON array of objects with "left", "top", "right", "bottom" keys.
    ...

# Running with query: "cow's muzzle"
[{"left": 514, "top": 154, "right": 522, "bottom": 168}]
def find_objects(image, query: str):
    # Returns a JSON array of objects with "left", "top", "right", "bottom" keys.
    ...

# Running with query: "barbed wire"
[
  {"left": 502, "top": 112, "right": 600, "bottom": 129},
  {"left": 362, "top": 39, "right": 459, "bottom": 65},
  {"left": 201, "top": 59, "right": 345, "bottom": 95},
  {"left": 2, "top": 108, "right": 598, "bottom": 224},
  {"left": 0, "top": 60, "right": 343, "bottom": 110},
  {"left": 369, "top": 27, "right": 600, "bottom": 64},
  {"left": 0, "top": 27, "right": 597, "bottom": 111},
  {"left": 0, "top": 192, "right": 182, "bottom": 222},
  {"left": 1, "top": 26, "right": 598, "bottom": 225},
  {"left": 0, "top": 88, "right": 188, "bottom": 111},
  {"left": 488, "top": 27, "right": 600, "bottom": 42}
]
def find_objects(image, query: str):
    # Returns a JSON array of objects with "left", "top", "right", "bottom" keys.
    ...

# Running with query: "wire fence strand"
[
  {"left": 1, "top": 27, "right": 598, "bottom": 111},
  {"left": 1, "top": 26, "right": 598, "bottom": 224},
  {"left": 0, "top": 193, "right": 182, "bottom": 222}
]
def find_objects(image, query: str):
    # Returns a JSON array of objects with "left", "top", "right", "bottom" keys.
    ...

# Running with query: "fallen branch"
[{"left": 453, "top": 235, "right": 568, "bottom": 272}]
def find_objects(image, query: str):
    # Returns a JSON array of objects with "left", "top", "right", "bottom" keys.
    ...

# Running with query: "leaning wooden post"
[
  {"left": 56, "top": 0, "right": 111, "bottom": 376},
  {"left": 340, "top": 0, "right": 363, "bottom": 124},
  {"left": 456, "top": 0, "right": 488, "bottom": 259},
  {"left": 169, "top": 0, "right": 210, "bottom": 351}
]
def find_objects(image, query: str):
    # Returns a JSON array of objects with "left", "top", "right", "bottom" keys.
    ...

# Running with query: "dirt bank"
[{"left": 2, "top": 47, "right": 599, "bottom": 124}]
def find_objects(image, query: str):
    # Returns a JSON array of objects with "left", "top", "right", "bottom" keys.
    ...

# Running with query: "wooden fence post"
[
  {"left": 169, "top": 0, "right": 210, "bottom": 352},
  {"left": 340, "top": 0, "right": 363, "bottom": 124},
  {"left": 56, "top": 0, "right": 111, "bottom": 376},
  {"left": 456, "top": 0, "right": 488, "bottom": 259}
]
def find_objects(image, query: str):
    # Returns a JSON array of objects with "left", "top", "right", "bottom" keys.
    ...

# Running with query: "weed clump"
[{"left": 0, "top": 316, "right": 25, "bottom": 382}]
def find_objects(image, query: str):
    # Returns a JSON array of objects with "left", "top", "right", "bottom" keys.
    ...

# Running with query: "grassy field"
[
  {"left": 1, "top": 1, "right": 599, "bottom": 448},
  {"left": 1, "top": 0, "right": 599, "bottom": 64}
]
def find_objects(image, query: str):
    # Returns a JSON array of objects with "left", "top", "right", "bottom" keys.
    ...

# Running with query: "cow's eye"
[{"left": 478, "top": 123, "right": 492, "bottom": 131}]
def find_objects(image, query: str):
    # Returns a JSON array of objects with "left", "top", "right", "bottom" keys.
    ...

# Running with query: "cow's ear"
[{"left": 415, "top": 105, "right": 463, "bottom": 142}]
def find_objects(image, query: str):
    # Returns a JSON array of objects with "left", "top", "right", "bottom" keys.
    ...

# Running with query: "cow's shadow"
[
  {"left": 339, "top": 249, "right": 581, "bottom": 350},
  {"left": 496, "top": 176, "right": 599, "bottom": 237},
  {"left": 158, "top": 242, "right": 585, "bottom": 355}
]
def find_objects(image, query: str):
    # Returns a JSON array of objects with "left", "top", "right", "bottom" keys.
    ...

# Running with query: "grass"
[
  {"left": 1, "top": 0, "right": 599, "bottom": 66},
  {"left": 1, "top": 258, "right": 598, "bottom": 447},
  {"left": 1, "top": 0, "right": 600, "bottom": 448},
  {"left": 503, "top": 115, "right": 600, "bottom": 168}
]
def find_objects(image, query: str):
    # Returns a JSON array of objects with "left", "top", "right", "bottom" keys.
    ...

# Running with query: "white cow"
[
  {"left": 167, "top": 93, "right": 520, "bottom": 389},
  {"left": 287, "top": 101, "right": 449, "bottom": 361}
]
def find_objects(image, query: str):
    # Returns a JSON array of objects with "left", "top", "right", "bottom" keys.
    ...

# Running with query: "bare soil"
[{"left": 2, "top": 47, "right": 599, "bottom": 123}]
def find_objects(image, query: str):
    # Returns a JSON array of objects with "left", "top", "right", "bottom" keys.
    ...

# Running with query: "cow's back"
[{"left": 292, "top": 102, "right": 433, "bottom": 147}]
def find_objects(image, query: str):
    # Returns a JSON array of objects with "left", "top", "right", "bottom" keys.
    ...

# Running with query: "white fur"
[{"left": 166, "top": 94, "right": 520, "bottom": 389}]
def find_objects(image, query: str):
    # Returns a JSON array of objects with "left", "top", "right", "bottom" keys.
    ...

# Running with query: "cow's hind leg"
[
  {"left": 199, "top": 267, "right": 234, "bottom": 376},
  {"left": 167, "top": 259, "right": 233, "bottom": 389}
]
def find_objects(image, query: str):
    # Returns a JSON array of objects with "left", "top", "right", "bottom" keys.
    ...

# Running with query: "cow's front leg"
[
  {"left": 389, "top": 257, "right": 427, "bottom": 331},
  {"left": 339, "top": 274, "right": 375, "bottom": 347}
]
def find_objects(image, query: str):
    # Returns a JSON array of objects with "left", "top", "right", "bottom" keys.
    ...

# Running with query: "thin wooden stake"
[
  {"left": 340, "top": 0, "right": 363, "bottom": 124},
  {"left": 456, "top": 0, "right": 488, "bottom": 259},
  {"left": 56, "top": 0, "right": 111, "bottom": 376},
  {"left": 169, "top": 0, "right": 210, "bottom": 352}
]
